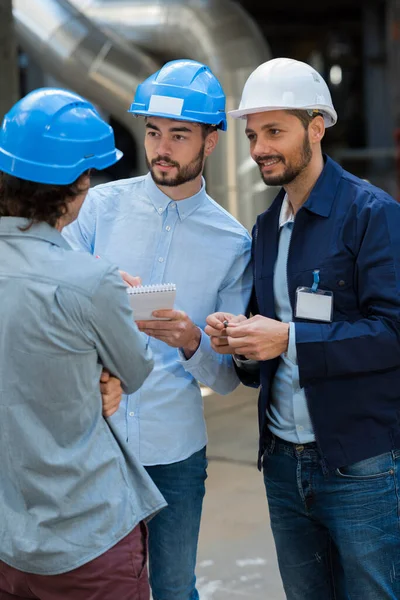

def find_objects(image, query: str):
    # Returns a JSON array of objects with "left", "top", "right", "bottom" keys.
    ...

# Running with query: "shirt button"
[
  {"left": 129, "top": 411, "right": 135, "bottom": 417},
  {"left": 158, "top": 207, "right": 163, "bottom": 214},
  {"left": 170, "top": 202, "right": 176, "bottom": 209},
  {"left": 158, "top": 257, "right": 164, "bottom": 263},
  {"left": 165, "top": 225, "right": 171, "bottom": 231},
  {"left": 297, "top": 425, "right": 304, "bottom": 431}
]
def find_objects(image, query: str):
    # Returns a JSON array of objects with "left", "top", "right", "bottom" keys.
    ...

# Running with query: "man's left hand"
[
  {"left": 225, "top": 315, "right": 289, "bottom": 361},
  {"left": 136, "top": 310, "right": 201, "bottom": 359},
  {"left": 100, "top": 369, "right": 123, "bottom": 417}
]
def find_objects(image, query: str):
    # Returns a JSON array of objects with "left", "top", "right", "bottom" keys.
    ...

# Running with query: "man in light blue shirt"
[
  {"left": 64, "top": 59, "right": 252, "bottom": 600},
  {"left": 0, "top": 88, "right": 165, "bottom": 599},
  {"left": 267, "top": 194, "right": 314, "bottom": 443}
]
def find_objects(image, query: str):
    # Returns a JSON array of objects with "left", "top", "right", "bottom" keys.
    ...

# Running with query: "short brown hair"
[
  {"left": 287, "top": 109, "right": 323, "bottom": 130},
  {"left": 0, "top": 171, "right": 89, "bottom": 230},
  {"left": 200, "top": 123, "right": 217, "bottom": 138}
]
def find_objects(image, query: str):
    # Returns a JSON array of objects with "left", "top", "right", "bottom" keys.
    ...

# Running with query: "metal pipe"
[
  {"left": 0, "top": 0, "right": 19, "bottom": 120},
  {"left": 13, "top": 0, "right": 161, "bottom": 173},
  {"left": 68, "top": 0, "right": 275, "bottom": 229}
]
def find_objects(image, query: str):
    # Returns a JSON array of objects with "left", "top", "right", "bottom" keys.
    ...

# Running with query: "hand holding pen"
[{"left": 204, "top": 312, "right": 247, "bottom": 355}]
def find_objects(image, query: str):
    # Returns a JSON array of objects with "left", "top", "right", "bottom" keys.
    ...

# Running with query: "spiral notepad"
[{"left": 126, "top": 283, "right": 176, "bottom": 320}]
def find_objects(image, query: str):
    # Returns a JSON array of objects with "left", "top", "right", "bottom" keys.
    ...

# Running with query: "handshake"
[{"left": 205, "top": 312, "right": 290, "bottom": 362}]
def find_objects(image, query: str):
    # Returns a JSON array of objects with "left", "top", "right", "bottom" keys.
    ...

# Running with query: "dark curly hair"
[{"left": 0, "top": 171, "right": 90, "bottom": 230}]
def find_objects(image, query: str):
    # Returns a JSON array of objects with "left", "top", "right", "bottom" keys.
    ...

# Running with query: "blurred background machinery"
[{"left": 1, "top": 0, "right": 400, "bottom": 229}]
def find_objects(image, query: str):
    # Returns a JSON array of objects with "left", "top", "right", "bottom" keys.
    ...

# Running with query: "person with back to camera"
[{"left": 0, "top": 87, "right": 166, "bottom": 600}]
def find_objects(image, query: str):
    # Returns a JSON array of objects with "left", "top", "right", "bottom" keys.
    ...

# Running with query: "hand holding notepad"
[{"left": 127, "top": 283, "right": 176, "bottom": 320}]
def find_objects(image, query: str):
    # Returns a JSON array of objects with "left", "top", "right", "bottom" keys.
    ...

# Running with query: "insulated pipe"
[
  {"left": 13, "top": 0, "right": 161, "bottom": 173},
  {"left": 68, "top": 0, "right": 275, "bottom": 229}
]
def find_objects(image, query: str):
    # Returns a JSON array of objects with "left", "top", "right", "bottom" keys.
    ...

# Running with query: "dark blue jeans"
[
  {"left": 263, "top": 436, "right": 400, "bottom": 600},
  {"left": 145, "top": 447, "right": 207, "bottom": 600}
]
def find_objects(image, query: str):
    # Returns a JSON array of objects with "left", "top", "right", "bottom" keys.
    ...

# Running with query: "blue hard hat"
[
  {"left": 0, "top": 88, "right": 122, "bottom": 185},
  {"left": 129, "top": 59, "right": 227, "bottom": 131}
]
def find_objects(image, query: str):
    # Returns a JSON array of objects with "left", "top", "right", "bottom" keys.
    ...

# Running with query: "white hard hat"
[{"left": 229, "top": 57, "right": 337, "bottom": 127}]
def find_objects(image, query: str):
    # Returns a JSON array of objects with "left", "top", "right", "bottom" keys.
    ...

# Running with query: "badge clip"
[{"left": 311, "top": 269, "right": 320, "bottom": 293}]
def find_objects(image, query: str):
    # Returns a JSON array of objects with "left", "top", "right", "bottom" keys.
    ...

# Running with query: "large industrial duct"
[
  {"left": 67, "top": 0, "right": 274, "bottom": 229},
  {"left": 13, "top": 0, "right": 161, "bottom": 173},
  {"left": 14, "top": 0, "right": 274, "bottom": 229}
]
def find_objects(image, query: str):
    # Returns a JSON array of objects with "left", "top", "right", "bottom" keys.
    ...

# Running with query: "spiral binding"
[{"left": 126, "top": 283, "right": 176, "bottom": 295}]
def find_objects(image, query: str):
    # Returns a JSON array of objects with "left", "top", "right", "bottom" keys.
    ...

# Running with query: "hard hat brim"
[
  {"left": 129, "top": 109, "right": 227, "bottom": 131},
  {"left": 229, "top": 105, "right": 337, "bottom": 127},
  {"left": 0, "top": 148, "right": 123, "bottom": 185}
]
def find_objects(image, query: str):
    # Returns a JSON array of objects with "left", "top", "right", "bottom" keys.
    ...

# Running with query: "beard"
[
  {"left": 146, "top": 143, "right": 205, "bottom": 187},
  {"left": 256, "top": 132, "right": 312, "bottom": 186}
]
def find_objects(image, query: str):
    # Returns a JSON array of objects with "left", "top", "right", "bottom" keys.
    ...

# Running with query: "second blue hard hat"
[
  {"left": 129, "top": 59, "right": 227, "bottom": 131},
  {"left": 0, "top": 88, "right": 122, "bottom": 185}
]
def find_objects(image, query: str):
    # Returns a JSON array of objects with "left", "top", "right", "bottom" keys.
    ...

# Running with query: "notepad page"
[{"left": 126, "top": 284, "right": 176, "bottom": 320}]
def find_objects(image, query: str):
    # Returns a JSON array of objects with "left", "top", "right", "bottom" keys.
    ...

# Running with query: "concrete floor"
[{"left": 196, "top": 385, "right": 286, "bottom": 600}]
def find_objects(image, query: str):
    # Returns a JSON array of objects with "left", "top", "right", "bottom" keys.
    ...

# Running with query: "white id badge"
[{"left": 295, "top": 287, "right": 334, "bottom": 322}]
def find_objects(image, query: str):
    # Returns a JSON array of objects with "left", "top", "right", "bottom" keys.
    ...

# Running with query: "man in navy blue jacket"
[{"left": 206, "top": 58, "right": 400, "bottom": 599}]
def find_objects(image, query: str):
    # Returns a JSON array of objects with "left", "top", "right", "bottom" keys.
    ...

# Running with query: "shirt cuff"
[
  {"left": 287, "top": 322, "right": 298, "bottom": 365},
  {"left": 232, "top": 354, "right": 259, "bottom": 372},
  {"left": 177, "top": 329, "right": 210, "bottom": 368}
]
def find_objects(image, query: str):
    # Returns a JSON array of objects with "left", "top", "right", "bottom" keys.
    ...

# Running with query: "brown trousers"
[{"left": 0, "top": 523, "right": 149, "bottom": 600}]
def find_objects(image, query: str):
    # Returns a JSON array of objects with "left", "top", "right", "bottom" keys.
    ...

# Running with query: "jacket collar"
[
  {"left": 0, "top": 217, "right": 72, "bottom": 250},
  {"left": 265, "top": 155, "right": 343, "bottom": 221},
  {"left": 302, "top": 155, "right": 343, "bottom": 218}
]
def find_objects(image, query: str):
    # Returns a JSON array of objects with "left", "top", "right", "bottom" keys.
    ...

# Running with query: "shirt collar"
[
  {"left": 144, "top": 172, "right": 206, "bottom": 221},
  {"left": 278, "top": 194, "right": 295, "bottom": 228},
  {"left": 0, "top": 217, "right": 72, "bottom": 250},
  {"left": 268, "top": 155, "right": 344, "bottom": 223}
]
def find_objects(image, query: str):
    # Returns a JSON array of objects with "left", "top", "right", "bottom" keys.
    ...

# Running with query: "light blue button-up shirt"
[
  {"left": 64, "top": 174, "right": 252, "bottom": 465},
  {"left": 0, "top": 218, "right": 166, "bottom": 575},
  {"left": 267, "top": 196, "right": 315, "bottom": 444}
]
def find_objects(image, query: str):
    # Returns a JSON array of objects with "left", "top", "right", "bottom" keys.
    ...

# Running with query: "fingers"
[
  {"left": 243, "top": 352, "right": 260, "bottom": 360},
  {"left": 137, "top": 311, "right": 188, "bottom": 330},
  {"left": 102, "top": 400, "right": 121, "bottom": 418},
  {"left": 102, "top": 396, "right": 121, "bottom": 417},
  {"left": 119, "top": 270, "right": 142, "bottom": 287},
  {"left": 141, "top": 329, "right": 173, "bottom": 338},
  {"left": 210, "top": 335, "right": 230, "bottom": 348},
  {"left": 205, "top": 313, "right": 228, "bottom": 330},
  {"left": 205, "top": 325, "right": 223, "bottom": 337},
  {"left": 101, "top": 375, "right": 123, "bottom": 417},
  {"left": 225, "top": 322, "right": 251, "bottom": 338},
  {"left": 100, "top": 376, "right": 122, "bottom": 399},
  {"left": 205, "top": 313, "right": 247, "bottom": 337},
  {"left": 137, "top": 321, "right": 180, "bottom": 332},
  {"left": 100, "top": 369, "right": 110, "bottom": 383},
  {"left": 231, "top": 314, "right": 248, "bottom": 325},
  {"left": 226, "top": 335, "right": 251, "bottom": 350},
  {"left": 210, "top": 337, "right": 235, "bottom": 355},
  {"left": 152, "top": 309, "right": 185, "bottom": 320}
]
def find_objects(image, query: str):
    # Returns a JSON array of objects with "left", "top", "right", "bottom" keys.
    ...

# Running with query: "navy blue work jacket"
[{"left": 244, "top": 155, "right": 400, "bottom": 471}]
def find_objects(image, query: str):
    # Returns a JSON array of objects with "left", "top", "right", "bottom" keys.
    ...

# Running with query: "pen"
[{"left": 223, "top": 320, "right": 229, "bottom": 328}]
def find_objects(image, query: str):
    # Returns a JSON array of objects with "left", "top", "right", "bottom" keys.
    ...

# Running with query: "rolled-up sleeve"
[{"left": 179, "top": 235, "right": 253, "bottom": 395}]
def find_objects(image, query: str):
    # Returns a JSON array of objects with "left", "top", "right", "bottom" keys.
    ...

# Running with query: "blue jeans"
[
  {"left": 263, "top": 436, "right": 400, "bottom": 600},
  {"left": 145, "top": 447, "right": 207, "bottom": 600}
]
